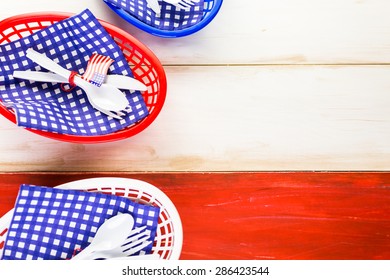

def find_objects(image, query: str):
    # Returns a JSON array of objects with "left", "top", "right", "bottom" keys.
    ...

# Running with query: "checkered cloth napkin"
[
  {"left": 0, "top": 9, "right": 148, "bottom": 136},
  {"left": 1, "top": 184, "right": 160, "bottom": 260},
  {"left": 104, "top": 0, "right": 204, "bottom": 31}
]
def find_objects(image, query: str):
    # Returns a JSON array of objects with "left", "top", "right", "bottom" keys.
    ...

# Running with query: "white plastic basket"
[{"left": 0, "top": 177, "right": 183, "bottom": 260}]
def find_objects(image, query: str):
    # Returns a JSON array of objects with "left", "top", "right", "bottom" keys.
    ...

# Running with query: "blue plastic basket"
[{"left": 104, "top": 0, "right": 223, "bottom": 38}]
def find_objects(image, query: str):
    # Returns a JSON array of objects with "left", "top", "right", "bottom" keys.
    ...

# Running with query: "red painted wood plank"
[{"left": 0, "top": 172, "right": 389, "bottom": 260}]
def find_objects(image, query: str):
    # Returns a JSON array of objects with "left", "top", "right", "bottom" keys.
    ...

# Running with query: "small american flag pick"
[{"left": 82, "top": 53, "right": 114, "bottom": 87}]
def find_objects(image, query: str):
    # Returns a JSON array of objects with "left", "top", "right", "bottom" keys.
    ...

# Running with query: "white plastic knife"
[{"left": 13, "top": 70, "right": 147, "bottom": 92}]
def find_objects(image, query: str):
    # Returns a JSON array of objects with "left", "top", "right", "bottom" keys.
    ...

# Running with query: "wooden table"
[
  {"left": 0, "top": 1, "right": 389, "bottom": 260},
  {"left": 1, "top": 172, "right": 389, "bottom": 260}
]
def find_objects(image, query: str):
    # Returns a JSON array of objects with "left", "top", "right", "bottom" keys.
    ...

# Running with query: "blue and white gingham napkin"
[
  {"left": 104, "top": 0, "right": 204, "bottom": 31},
  {"left": 1, "top": 184, "right": 160, "bottom": 260},
  {"left": 0, "top": 9, "right": 149, "bottom": 136}
]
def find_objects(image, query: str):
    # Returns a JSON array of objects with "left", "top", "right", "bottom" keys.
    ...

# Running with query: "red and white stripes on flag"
[{"left": 81, "top": 53, "right": 114, "bottom": 87}]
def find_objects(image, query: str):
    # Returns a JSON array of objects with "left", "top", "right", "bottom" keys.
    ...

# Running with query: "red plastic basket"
[
  {"left": 0, "top": 13, "right": 167, "bottom": 143},
  {"left": 0, "top": 178, "right": 183, "bottom": 260}
]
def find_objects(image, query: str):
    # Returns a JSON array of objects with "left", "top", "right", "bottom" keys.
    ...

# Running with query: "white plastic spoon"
[
  {"left": 71, "top": 213, "right": 134, "bottom": 260},
  {"left": 25, "top": 48, "right": 129, "bottom": 112}
]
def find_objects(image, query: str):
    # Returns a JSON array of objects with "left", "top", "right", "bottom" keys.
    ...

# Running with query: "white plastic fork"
[
  {"left": 163, "top": 0, "right": 200, "bottom": 10},
  {"left": 72, "top": 226, "right": 152, "bottom": 260},
  {"left": 89, "top": 235, "right": 152, "bottom": 260},
  {"left": 97, "top": 106, "right": 128, "bottom": 120}
]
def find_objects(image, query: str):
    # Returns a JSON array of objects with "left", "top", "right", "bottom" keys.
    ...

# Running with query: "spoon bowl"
[{"left": 74, "top": 75, "right": 129, "bottom": 112}]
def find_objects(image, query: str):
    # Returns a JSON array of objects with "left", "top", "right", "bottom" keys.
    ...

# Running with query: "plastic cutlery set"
[
  {"left": 71, "top": 214, "right": 158, "bottom": 260},
  {"left": 13, "top": 48, "right": 147, "bottom": 120},
  {"left": 12, "top": 71, "right": 147, "bottom": 92}
]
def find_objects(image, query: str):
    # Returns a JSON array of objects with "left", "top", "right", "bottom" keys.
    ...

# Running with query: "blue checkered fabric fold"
[
  {"left": 1, "top": 184, "right": 160, "bottom": 260},
  {"left": 104, "top": 0, "right": 204, "bottom": 31},
  {"left": 0, "top": 9, "right": 149, "bottom": 136}
]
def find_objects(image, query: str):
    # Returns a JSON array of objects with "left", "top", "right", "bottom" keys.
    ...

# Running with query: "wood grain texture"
[
  {"left": 1, "top": 1, "right": 389, "bottom": 171},
  {"left": 0, "top": 66, "right": 389, "bottom": 171},
  {"left": 0, "top": 172, "right": 389, "bottom": 259},
  {"left": 1, "top": 0, "right": 389, "bottom": 264},
  {"left": 2, "top": 0, "right": 390, "bottom": 65}
]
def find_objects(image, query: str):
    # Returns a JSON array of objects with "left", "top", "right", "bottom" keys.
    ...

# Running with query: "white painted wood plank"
[
  {"left": 0, "top": 65, "right": 389, "bottom": 171},
  {"left": 1, "top": 1, "right": 389, "bottom": 172},
  {"left": 1, "top": 1, "right": 390, "bottom": 64}
]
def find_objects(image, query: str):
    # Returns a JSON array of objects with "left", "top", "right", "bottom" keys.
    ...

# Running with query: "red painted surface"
[{"left": 0, "top": 172, "right": 389, "bottom": 260}]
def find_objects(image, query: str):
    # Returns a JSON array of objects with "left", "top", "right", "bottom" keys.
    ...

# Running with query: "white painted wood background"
[{"left": 0, "top": 0, "right": 389, "bottom": 171}]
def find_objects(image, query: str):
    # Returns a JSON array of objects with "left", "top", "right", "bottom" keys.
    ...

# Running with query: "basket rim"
[
  {"left": 0, "top": 177, "right": 183, "bottom": 260},
  {"left": 0, "top": 12, "right": 167, "bottom": 143},
  {"left": 104, "top": 0, "right": 224, "bottom": 38}
]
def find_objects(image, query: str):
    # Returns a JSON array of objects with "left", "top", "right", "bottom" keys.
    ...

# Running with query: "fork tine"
[
  {"left": 178, "top": 1, "right": 192, "bottom": 8},
  {"left": 107, "top": 113, "right": 123, "bottom": 120},
  {"left": 183, "top": 0, "right": 199, "bottom": 5},
  {"left": 100, "top": 110, "right": 123, "bottom": 120},
  {"left": 127, "top": 225, "right": 147, "bottom": 237},
  {"left": 123, "top": 240, "right": 153, "bottom": 256},
  {"left": 178, "top": 3, "right": 190, "bottom": 8},
  {"left": 122, "top": 234, "right": 151, "bottom": 252},
  {"left": 92, "top": 106, "right": 123, "bottom": 119},
  {"left": 123, "top": 229, "right": 149, "bottom": 244},
  {"left": 115, "top": 111, "right": 126, "bottom": 117},
  {"left": 162, "top": 0, "right": 199, "bottom": 10}
]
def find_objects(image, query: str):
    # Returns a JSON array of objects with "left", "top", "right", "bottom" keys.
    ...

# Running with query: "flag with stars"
[{"left": 82, "top": 53, "right": 114, "bottom": 87}]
